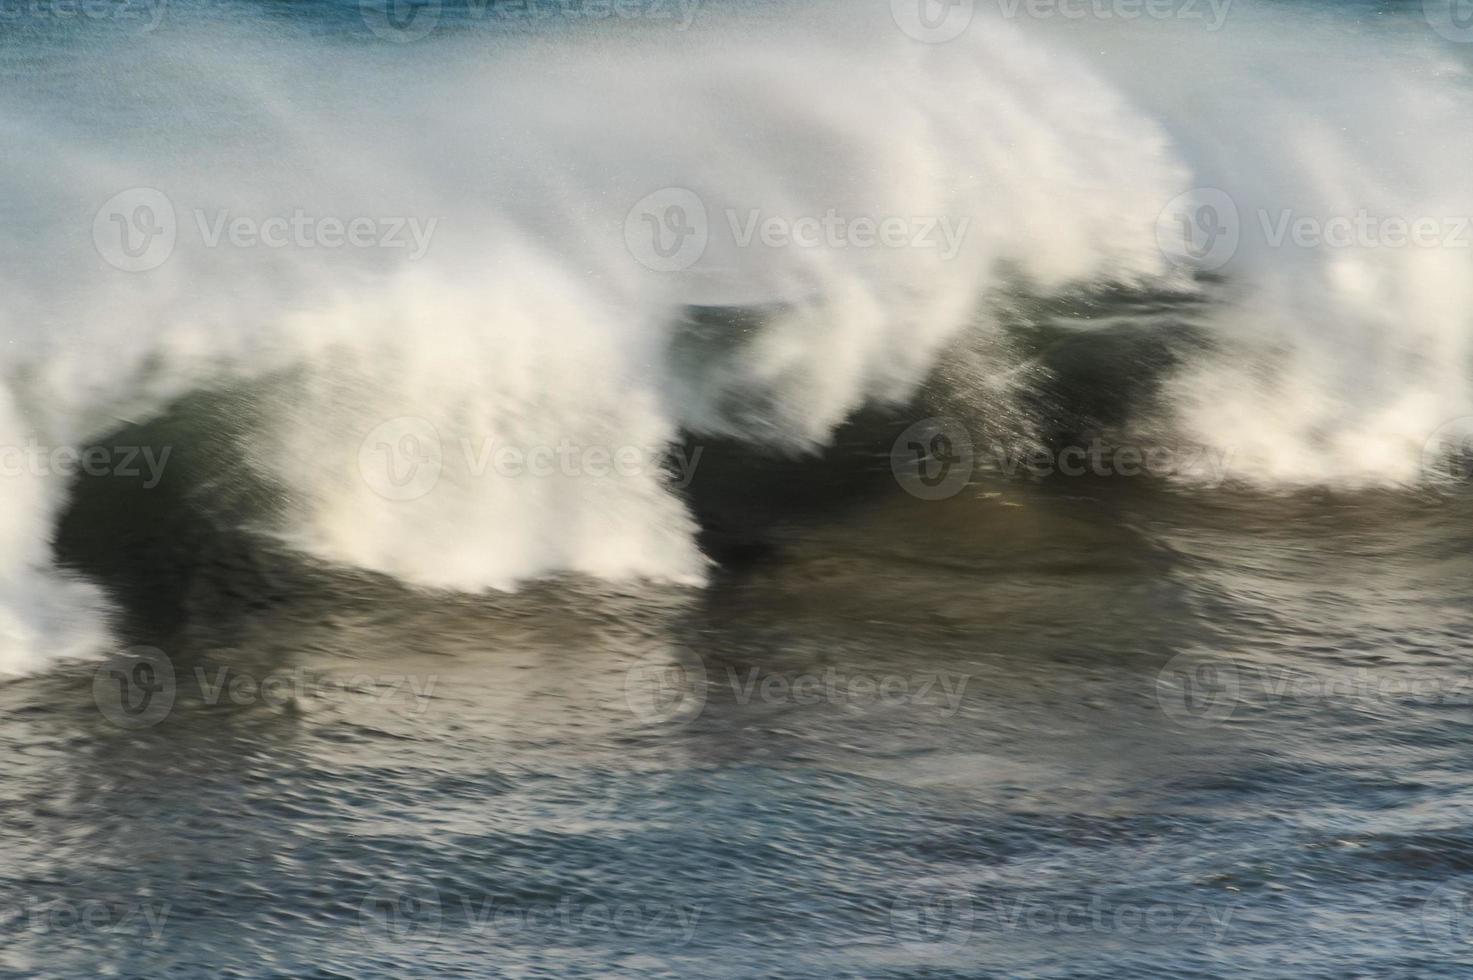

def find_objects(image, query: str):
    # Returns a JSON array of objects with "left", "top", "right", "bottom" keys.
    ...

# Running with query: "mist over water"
[{"left": 4, "top": 0, "right": 1467, "bottom": 674}]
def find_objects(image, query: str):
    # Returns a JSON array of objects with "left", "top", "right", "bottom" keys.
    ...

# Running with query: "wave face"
[{"left": 2, "top": 0, "right": 1471, "bottom": 673}]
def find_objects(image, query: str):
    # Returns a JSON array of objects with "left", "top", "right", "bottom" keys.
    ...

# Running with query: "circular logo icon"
[
  {"left": 890, "top": 882, "right": 974, "bottom": 954},
  {"left": 358, "top": 416, "right": 443, "bottom": 502},
  {"left": 891, "top": 0, "right": 975, "bottom": 43},
  {"left": 624, "top": 188, "right": 709, "bottom": 273},
  {"left": 361, "top": 0, "right": 441, "bottom": 42},
  {"left": 891, "top": 417, "right": 975, "bottom": 501},
  {"left": 1425, "top": 0, "right": 1473, "bottom": 42},
  {"left": 1422, "top": 883, "right": 1473, "bottom": 944},
  {"left": 1156, "top": 188, "right": 1240, "bottom": 273},
  {"left": 623, "top": 649, "right": 708, "bottom": 727},
  {"left": 93, "top": 188, "right": 176, "bottom": 273},
  {"left": 1421, "top": 417, "right": 1473, "bottom": 486},
  {"left": 117, "top": 0, "right": 168, "bottom": 35},
  {"left": 1155, "top": 653, "right": 1241, "bottom": 728},
  {"left": 93, "top": 646, "right": 176, "bottom": 729},
  {"left": 358, "top": 881, "right": 443, "bottom": 942}
]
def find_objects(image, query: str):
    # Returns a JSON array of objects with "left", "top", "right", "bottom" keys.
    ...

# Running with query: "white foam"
[{"left": 2, "top": 3, "right": 1468, "bottom": 672}]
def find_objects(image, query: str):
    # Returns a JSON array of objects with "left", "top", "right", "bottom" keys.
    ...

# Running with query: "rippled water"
[{"left": 6, "top": 441, "right": 1473, "bottom": 977}]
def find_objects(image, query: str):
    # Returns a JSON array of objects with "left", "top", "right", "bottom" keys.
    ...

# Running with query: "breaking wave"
[{"left": 2, "top": 0, "right": 1470, "bottom": 672}]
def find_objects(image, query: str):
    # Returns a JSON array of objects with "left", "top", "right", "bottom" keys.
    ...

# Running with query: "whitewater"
[{"left": 3, "top": 0, "right": 1472, "bottom": 674}]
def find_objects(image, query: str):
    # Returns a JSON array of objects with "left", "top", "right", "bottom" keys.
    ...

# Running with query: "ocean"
[{"left": 4, "top": 0, "right": 1473, "bottom": 976}]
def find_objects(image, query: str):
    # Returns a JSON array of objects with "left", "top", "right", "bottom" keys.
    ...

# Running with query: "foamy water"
[{"left": 2, "top": 0, "right": 1471, "bottom": 673}]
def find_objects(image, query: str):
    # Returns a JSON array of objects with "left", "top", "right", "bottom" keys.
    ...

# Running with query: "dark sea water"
[
  {"left": 7, "top": 369, "right": 1473, "bottom": 978},
  {"left": 6, "top": 1, "right": 1473, "bottom": 978},
  {"left": 10, "top": 448, "right": 1473, "bottom": 977}
]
